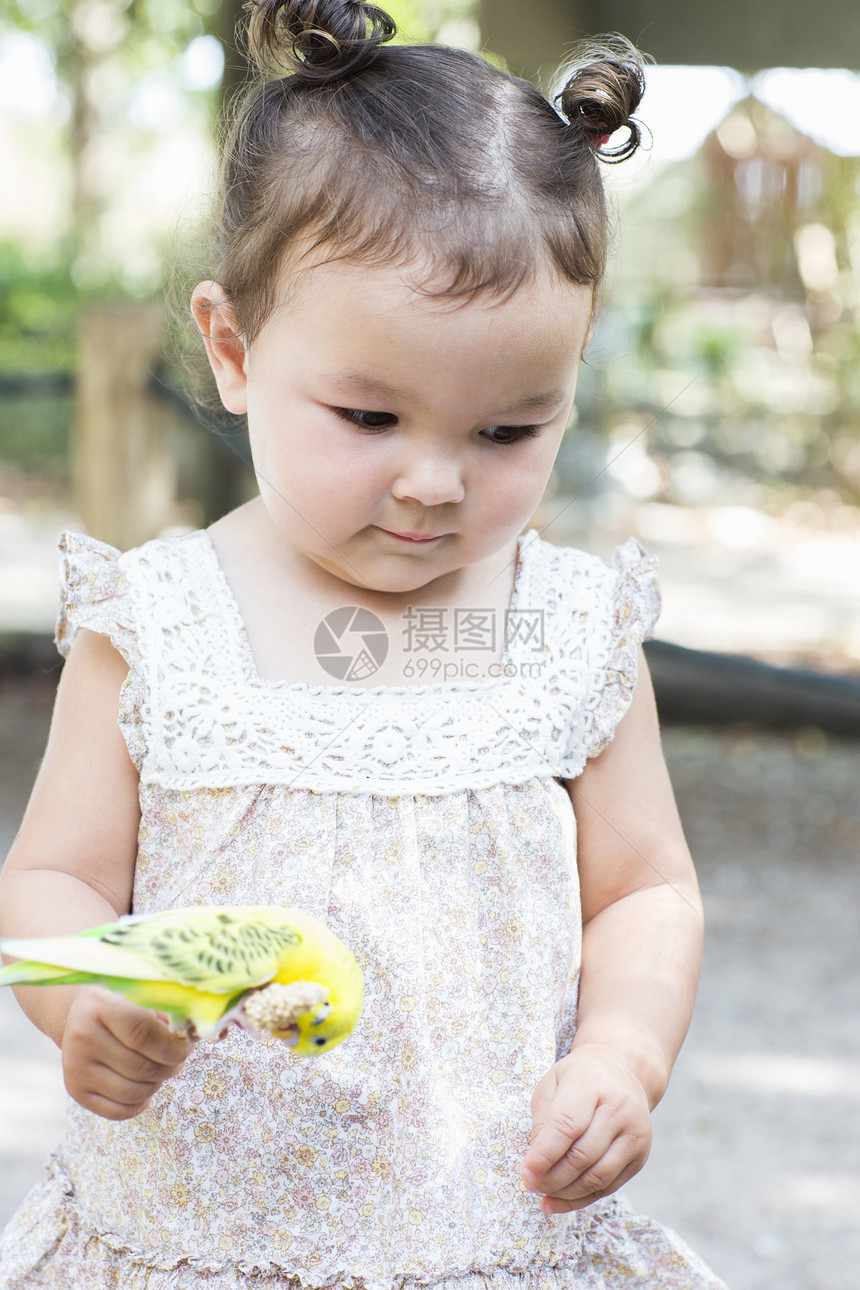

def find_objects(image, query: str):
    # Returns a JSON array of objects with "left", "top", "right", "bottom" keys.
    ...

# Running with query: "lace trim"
[
  {"left": 583, "top": 540, "right": 663, "bottom": 763},
  {"left": 55, "top": 530, "right": 659, "bottom": 793},
  {"left": 55, "top": 531, "right": 150, "bottom": 770}
]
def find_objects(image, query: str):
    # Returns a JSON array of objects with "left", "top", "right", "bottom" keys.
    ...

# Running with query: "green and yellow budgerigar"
[{"left": 0, "top": 905, "right": 363, "bottom": 1054}]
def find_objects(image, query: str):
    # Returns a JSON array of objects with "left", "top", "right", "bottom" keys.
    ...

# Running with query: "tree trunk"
[
  {"left": 192, "top": 0, "right": 258, "bottom": 522},
  {"left": 75, "top": 305, "right": 178, "bottom": 549}
]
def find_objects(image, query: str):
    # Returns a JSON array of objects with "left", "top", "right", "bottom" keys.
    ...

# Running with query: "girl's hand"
[
  {"left": 62, "top": 985, "right": 194, "bottom": 1121},
  {"left": 519, "top": 1042, "right": 652, "bottom": 1213}
]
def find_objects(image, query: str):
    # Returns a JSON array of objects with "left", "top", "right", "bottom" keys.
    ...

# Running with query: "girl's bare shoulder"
[{"left": 2, "top": 628, "right": 140, "bottom": 911}]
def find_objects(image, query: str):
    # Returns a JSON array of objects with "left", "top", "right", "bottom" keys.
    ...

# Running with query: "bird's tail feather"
[
  {"left": 0, "top": 934, "right": 168, "bottom": 980},
  {"left": 0, "top": 961, "right": 80, "bottom": 987}
]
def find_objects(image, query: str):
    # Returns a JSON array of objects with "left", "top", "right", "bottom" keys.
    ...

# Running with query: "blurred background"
[
  {"left": 0, "top": 2, "right": 859, "bottom": 1288},
  {"left": 2, "top": 0, "right": 860, "bottom": 676}
]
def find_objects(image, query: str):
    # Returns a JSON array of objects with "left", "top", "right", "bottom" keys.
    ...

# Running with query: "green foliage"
[
  {"left": 384, "top": 0, "right": 476, "bottom": 43},
  {"left": 0, "top": 239, "right": 140, "bottom": 374},
  {"left": 0, "top": 240, "right": 73, "bottom": 475},
  {"left": 0, "top": 240, "right": 78, "bottom": 375},
  {"left": 0, "top": 238, "right": 139, "bottom": 478},
  {"left": 588, "top": 283, "right": 860, "bottom": 507},
  {"left": 0, "top": 388, "right": 74, "bottom": 479},
  {"left": 8, "top": 0, "right": 208, "bottom": 86}
]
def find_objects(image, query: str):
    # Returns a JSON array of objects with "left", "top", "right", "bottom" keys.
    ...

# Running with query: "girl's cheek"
[{"left": 275, "top": 440, "right": 384, "bottom": 530}]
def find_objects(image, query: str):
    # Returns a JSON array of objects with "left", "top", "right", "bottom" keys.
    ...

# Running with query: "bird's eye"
[{"left": 313, "top": 1036, "right": 327, "bottom": 1047}]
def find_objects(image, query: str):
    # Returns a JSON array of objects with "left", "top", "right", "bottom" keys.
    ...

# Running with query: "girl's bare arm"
[
  {"left": 520, "top": 650, "right": 705, "bottom": 1211},
  {"left": 0, "top": 628, "right": 141, "bottom": 1043},
  {"left": 0, "top": 629, "right": 192, "bottom": 1118},
  {"left": 568, "top": 650, "right": 704, "bottom": 1101}
]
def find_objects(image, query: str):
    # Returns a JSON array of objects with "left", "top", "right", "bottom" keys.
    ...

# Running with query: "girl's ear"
[{"left": 191, "top": 281, "right": 248, "bottom": 414}]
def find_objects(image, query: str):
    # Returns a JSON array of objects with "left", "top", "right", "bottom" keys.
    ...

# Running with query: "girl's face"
[{"left": 195, "top": 257, "right": 593, "bottom": 597}]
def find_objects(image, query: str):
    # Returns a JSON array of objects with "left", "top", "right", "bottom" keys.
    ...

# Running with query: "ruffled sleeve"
[
  {"left": 55, "top": 530, "right": 148, "bottom": 770},
  {"left": 583, "top": 537, "right": 660, "bottom": 761},
  {"left": 550, "top": 537, "right": 660, "bottom": 780}
]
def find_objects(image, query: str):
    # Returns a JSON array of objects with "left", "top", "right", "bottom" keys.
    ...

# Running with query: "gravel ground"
[{"left": 0, "top": 671, "right": 858, "bottom": 1290}]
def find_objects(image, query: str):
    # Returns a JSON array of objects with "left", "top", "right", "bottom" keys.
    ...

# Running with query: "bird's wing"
[
  {"left": 0, "top": 927, "right": 173, "bottom": 981},
  {"left": 0, "top": 907, "right": 304, "bottom": 993}
]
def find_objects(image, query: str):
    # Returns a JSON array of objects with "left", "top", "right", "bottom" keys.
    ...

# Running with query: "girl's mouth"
[{"left": 378, "top": 529, "right": 445, "bottom": 543}]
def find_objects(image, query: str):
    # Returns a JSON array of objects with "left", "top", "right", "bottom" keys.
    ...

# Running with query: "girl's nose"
[{"left": 391, "top": 452, "right": 466, "bottom": 508}]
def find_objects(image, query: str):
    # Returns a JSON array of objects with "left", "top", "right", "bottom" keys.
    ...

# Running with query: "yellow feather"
[{"left": 0, "top": 905, "right": 363, "bottom": 1051}]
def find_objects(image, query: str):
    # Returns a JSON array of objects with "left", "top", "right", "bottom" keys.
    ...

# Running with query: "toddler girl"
[{"left": 0, "top": 2, "right": 728, "bottom": 1286}]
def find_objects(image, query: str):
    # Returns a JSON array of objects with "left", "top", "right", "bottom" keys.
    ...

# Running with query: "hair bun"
[
  {"left": 244, "top": 0, "right": 396, "bottom": 83},
  {"left": 556, "top": 34, "right": 648, "bottom": 163}
]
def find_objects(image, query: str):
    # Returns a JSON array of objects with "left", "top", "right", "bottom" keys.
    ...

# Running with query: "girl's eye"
[
  {"left": 336, "top": 408, "right": 397, "bottom": 430},
  {"left": 335, "top": 410, "right": 541, "bottom": 445},
  {"left": 482, "top": 425, "right": 541, "bottom": 446}
]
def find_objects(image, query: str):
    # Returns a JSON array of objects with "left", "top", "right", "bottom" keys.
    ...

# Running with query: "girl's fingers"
[
  {"left": 540, "top": 1156, "right": 645, "bottom": 1213},
  {"left": 70, "top": 1082, "right": 156, "bottom": 1122},
  {"left": 522, "top": 1051, "right": 653, "bottom": 1205},
  {"left": 524, "top": 1105, "right": 617, "bottom": 1195},
  {"left": 83, "top": 1097, "right": 151, "bottom": 1122},
  {"left": 62, "top": 987, "right": 193, "bottom": 1120},
  {"left": 522, "top": 1105, "right": 593, "bottom": 1183},
  {"left": 98, "top": 995, "right": 195, "bottom": 1068},
  {"left": 73, "top": 1011, "right": 191, "bottom": 1080},
  {"left": 535, "top": 1116, "right": 651, "bottom": 1211},
  {"left": 63, "top": 1059, "right": 161, "bottom": 1119},
  {"left": 95, "top": 1039, "right": 184, "bottom": 1084}
]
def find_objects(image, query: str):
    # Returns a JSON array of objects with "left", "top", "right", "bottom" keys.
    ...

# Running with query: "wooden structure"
[
  {"left": 479, "top": 0, "right": 860, "bottom": 88},
  {"left": 645, "top": 641, "right": 860, "bottom": 736},
  {"left": 75, "top": 305, "right": 177, "bottom": 549}
]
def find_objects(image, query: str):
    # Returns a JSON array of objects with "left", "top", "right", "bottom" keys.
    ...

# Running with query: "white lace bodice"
[{"left": 56, "top": 528, "right": 660, "bottom": 794}]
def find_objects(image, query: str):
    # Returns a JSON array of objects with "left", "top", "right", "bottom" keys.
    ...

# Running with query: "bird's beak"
[{"left": 268, "top": 1025, "right": 300, "bottom": 1046}]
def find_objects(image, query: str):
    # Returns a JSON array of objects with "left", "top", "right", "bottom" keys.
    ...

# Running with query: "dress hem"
[{"left": 1, "top": 1157, "right": 728, "bottom": 1290}]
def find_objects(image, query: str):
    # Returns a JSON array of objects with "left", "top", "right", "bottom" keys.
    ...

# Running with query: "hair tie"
[{"left": 580, "top": 110, "right": 613, "bottom": 150}]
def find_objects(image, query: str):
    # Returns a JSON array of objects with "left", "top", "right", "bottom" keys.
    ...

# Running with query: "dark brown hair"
[{"left": 206, "top": 0, "right": 647, "bottom": 345}]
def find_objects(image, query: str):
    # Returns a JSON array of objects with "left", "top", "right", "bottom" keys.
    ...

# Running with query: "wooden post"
[
  {"left": 74, "top": 303, "right": 177, "bottom": 550},
  {"left": 479, "top": 0, "right": 594, "bottom": 89}
]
